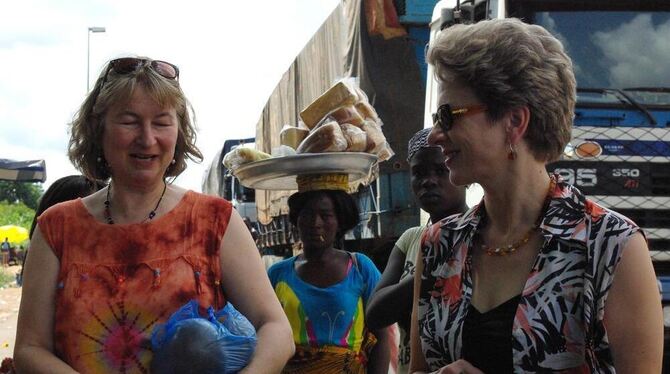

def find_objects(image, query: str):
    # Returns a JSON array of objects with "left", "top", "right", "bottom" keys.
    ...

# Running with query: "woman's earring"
[
  {"left": 171, "top": 159, "right": 176, "bottom": 165},
  {"left": 97, "top": 156, "right": 109, "bottom": 167},
  {"left": 508, "top": 143, "right": 517, "bottom": 160}
]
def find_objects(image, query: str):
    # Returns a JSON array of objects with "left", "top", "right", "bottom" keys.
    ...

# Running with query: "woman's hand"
[{"left": 430, "top": 359, "right": 485, "bottom": 374}]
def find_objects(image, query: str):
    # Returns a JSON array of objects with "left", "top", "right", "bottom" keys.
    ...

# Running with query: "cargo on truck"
[{"left": 204, "top": 0, "right": 442, "bottom": 267}]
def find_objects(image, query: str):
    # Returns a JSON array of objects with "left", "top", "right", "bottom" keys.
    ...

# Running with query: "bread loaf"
[
  {"left": 361, "top": 120, "right": 384, "bottom": 153},
  {"left": 280, "top": 125, "right": 310, "bottom": 150},
  {"left": 355, "top": 102, "right": 378, "bottom": 120},
  {"left": 222, "top": 147, "right": 271, "bottom": 170},
  {"left": 340, "top": 123, "right": 367, "bottom": 152},
  {"left": 330, "top": 105, "right": 365, "bottom": 126},
  {"left": 361, "top": 120, "right": 394, "bottom": 161},
  {"left": 300, "top": 82, "right": 358, "bottom": 129},
  {"left": 296, "top": 121, "right": 348, "bottom": 153}
]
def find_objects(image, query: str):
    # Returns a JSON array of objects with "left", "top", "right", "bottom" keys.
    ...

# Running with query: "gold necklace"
[
  {"left": 479, "top": 178, "right": 555, "bottom": 257},
  {"left": 480, "top": 226, "right": 536, "bottom": 256}
]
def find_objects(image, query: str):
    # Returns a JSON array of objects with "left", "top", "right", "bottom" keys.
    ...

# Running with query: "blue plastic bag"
[{"left": 150, "top": 300, "right": 257, "bottom": 374}]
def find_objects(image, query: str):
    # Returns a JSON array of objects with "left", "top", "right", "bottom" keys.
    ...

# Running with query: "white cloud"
[
  {"left": 592, "top": 14, "right": 670, "bottom": 88},
  {"left": 0, "top": 0, "right": 339, "bottom": 191},
  {"left": 535, "top": 13, "right": 585, "bottom": 80}
]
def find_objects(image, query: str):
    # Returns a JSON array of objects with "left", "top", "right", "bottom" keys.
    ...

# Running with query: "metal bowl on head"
[{"left": 233, "top": 152, "right": 378, "bottom": 191}]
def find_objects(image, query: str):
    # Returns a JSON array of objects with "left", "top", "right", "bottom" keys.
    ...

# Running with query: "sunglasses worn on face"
[
  {"left": 432, "top": 103, "right": 487, "bottom": 133},
  {"left": 103, "top": 58, "right": 180, "bottom": 85}
]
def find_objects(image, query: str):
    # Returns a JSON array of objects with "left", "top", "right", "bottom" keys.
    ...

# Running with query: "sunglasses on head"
[
  {"left": 102, "top": 57, "right": 179, "bottom": 85},
  {"left": 432, "top": 103, "right": 487, "bottom": 133}
]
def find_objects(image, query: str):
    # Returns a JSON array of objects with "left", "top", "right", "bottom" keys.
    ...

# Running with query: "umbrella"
[
  {"left": 0, "top": 158, "right": 47, "bottom": 182},
  {"left": 0, "top": 225, "right": 29, "bottom": 243}
]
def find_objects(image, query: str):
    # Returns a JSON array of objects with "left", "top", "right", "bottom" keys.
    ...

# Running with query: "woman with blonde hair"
[
  {"left": 15, "top": 57, "right": 293, "bottom": 373},
  {"left": 409, "top": 18, "right": 662, "bottom": 373}
]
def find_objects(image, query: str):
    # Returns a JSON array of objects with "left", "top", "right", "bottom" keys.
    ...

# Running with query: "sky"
[{"left": 0, "top": 0, "right": 340, "bottom": 192}]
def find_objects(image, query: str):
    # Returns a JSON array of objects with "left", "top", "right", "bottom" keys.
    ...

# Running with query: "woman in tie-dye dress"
[{"left": 14, "top": 56, "right": 293, "bottom": 373}]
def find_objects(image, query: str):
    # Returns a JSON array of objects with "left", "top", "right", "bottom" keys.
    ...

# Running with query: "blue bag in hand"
[{"left": 151, "top": 300, "right": 257, "bottom": 374}]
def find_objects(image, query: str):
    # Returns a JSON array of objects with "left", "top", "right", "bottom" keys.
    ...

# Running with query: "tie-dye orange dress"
[{"left": 37, "top": 191, "right": 231, "bottom": 374}]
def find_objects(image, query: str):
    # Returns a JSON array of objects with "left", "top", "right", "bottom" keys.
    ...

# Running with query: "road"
[{"left": 0, "top": 266, "right": 21, "bottom": 361}]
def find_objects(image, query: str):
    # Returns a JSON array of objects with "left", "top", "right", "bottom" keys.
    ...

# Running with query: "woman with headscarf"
[{"left": 366, "top": 128, "right": 467, "bottom": 374}]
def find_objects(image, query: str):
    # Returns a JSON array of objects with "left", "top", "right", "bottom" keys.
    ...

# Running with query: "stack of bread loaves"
[{"left": 281, "top": 81, "right": 393, "bottom": 161}]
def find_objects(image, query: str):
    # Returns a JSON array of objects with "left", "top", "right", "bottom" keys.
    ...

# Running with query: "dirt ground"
[{"left": 0, "top": 265, "right": 21, "bottom": 360}]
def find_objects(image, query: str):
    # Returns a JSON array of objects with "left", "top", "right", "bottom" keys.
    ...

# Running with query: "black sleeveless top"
[{"left": 462, "top": 294, "right": 521, "bottom": 374}]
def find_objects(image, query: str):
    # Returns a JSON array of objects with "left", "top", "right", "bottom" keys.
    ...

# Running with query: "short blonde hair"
[
  {"left": 68, "top": 57, "right": 202, "bottom": 181},
  {"left": 427, "top": 18, "right": 576, "bottom": 162}
]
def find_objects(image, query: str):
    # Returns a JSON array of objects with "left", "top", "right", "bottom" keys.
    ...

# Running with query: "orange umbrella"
[{"left": 0, "top": 225, "right": 29, "bottom": 244}]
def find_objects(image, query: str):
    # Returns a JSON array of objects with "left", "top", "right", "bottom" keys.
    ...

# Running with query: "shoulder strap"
[{"left": 349, "top": 251, "right": 361, "bottom": 272}]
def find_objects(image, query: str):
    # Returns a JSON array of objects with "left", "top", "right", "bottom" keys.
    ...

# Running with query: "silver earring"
[
  {"left": 171, "top": 159, "right": 176, "bottom": 165},
  {"left": 508, "top": 143, "right": 517, "bottom": 160}
]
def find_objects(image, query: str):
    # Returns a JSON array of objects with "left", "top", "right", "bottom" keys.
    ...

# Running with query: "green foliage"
[
  {"left": 0, "top": 201, "right": 35, "bottom": 231},
  {"left": 0, "top": 180, "right": 44, "bottom": 210}
]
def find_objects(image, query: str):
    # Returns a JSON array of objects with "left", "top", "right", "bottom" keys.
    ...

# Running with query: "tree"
[
  {"left": 0, "top": 180, "right": 44, "bottom": 210},
  {"left": 0, "top": 201, "right": 35, "bottom": 230}
]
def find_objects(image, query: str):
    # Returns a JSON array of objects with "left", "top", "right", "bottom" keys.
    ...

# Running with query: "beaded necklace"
[
  {"left": 479, "top": 179, "right": 555, "bottom": 256},
  {"left": 104, "top": 181, "right": 167, "bottom": 225}
]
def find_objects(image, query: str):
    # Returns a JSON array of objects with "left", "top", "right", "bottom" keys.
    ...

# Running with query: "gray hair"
[{"left": 427, "top": 18, "right": 576, "bottom": 162}]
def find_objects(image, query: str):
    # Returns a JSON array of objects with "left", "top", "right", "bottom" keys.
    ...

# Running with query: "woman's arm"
[
  {"left": 604, "top": 232, "right": 663, "bottom": 373},
  {"left": 366, "top": 246, "right": 413, "bottom": 330},
  {"left": 367, "top": 327, "right": 391, "bottom": 374},
  {"left": 14, "top": 225, "right": 79, "bottom": 373},
  {"left": 218, "top": 210, "right": 294, "bottom": 374}
]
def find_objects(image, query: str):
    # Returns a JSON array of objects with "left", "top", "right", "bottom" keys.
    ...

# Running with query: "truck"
[
  {"left": 203, "top": 0, "right": 669, "bottom": 367},
  {"left": 203, "top": 0, "right": 442, "bottom": 266},
  {"left": 424, "top": 0, "right": 670, "bottom": 369}
]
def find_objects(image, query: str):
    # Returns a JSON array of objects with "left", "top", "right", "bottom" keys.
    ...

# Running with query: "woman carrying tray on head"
[{"left": 267, "top": 173, "right": 391, "bottom": 373}]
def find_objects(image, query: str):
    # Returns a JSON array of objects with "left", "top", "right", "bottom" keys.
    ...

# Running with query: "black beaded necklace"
[{"left": 104, "top": 181, "right": 167, "bottom": 224}]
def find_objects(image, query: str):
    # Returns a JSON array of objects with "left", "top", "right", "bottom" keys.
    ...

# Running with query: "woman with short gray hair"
[{"left": 410, "top": 18, "right": 662, "bottom": 373}]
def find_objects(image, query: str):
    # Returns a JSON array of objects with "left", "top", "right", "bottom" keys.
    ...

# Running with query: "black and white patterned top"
[{"left": 418, "top": 175, "right": 640, "bottom": 373}]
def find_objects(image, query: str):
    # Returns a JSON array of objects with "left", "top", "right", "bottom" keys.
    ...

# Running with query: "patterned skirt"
[{"left": 282, "top": 332, "right": 377, "bottom": 374}]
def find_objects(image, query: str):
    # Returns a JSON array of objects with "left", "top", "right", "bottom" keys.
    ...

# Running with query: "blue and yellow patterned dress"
[{"left": 268, "top": 252, "right": 381, "bottom": 373}]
